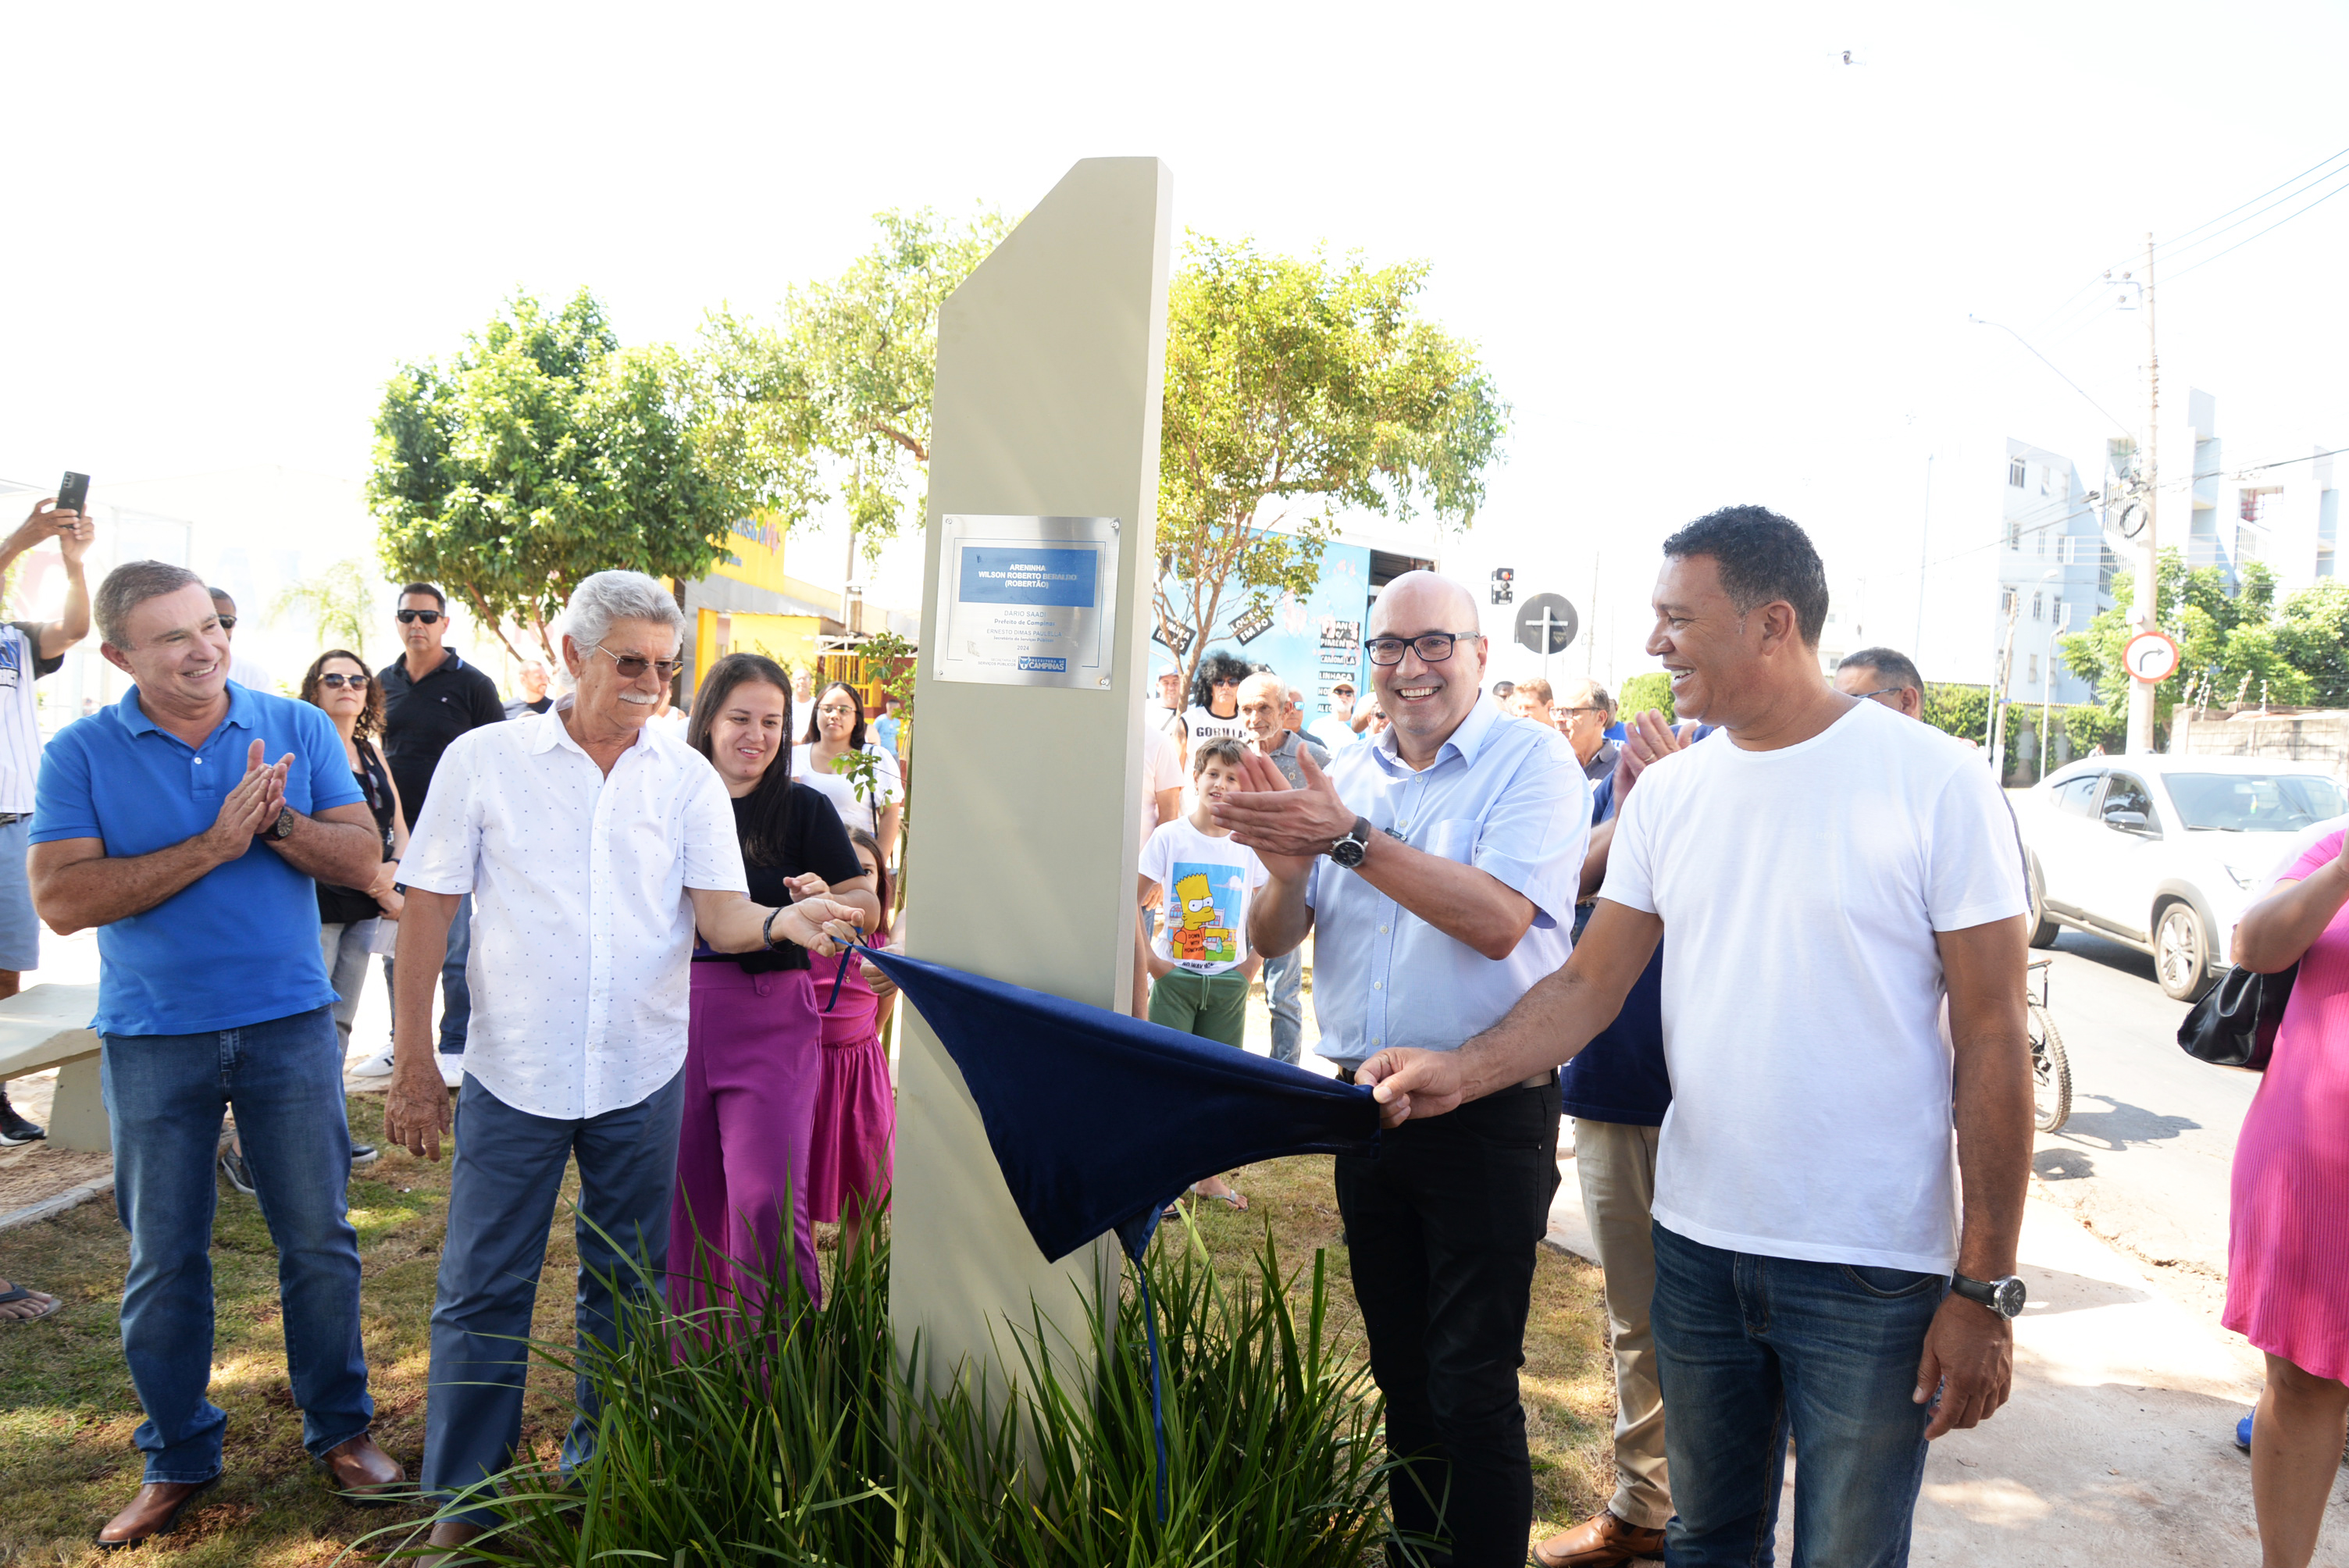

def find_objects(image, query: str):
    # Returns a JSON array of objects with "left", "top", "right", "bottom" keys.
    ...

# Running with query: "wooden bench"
[{"left": 0, "top": 984, "right": 105, "bottom": 1153}]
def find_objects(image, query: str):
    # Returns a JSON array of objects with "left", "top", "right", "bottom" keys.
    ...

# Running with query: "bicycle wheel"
[{"left": 2028, "top": 1001, "right": 2071, "bottom": 1134}]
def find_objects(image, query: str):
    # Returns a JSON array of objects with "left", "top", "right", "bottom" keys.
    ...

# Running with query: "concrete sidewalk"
[{"left": 1547, "top": 1160, "right": 2347, "bottom": 1565}]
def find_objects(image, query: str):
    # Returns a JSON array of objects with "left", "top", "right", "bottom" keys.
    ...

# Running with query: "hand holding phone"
[{"left": 55, "top": 472, "right": 90, "bottom": 515}]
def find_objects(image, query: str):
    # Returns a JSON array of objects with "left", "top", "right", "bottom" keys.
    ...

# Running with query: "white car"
[{"left": 2019, "top": 755, "right": 2347, "bottom": 1000}]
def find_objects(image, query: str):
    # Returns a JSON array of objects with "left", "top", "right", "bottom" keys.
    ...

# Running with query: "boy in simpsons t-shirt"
[{"left": 1138, "top": 736, "right": 1270, "bottom": 1208}]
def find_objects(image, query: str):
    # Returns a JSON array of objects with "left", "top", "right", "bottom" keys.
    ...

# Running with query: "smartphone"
[{"left": 55, "top": 472, "right": 90, "bottom": 515}]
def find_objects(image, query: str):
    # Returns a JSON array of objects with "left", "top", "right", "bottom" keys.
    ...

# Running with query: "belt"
[
  {"left": 1338, "top": 1065, "right": 1555, "bottom": 1091},
  {"left": 0, "top": 813, "right": 27, "bottom": 827}
]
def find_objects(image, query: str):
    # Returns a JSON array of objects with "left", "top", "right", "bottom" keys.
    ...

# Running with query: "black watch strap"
[{"left": 1950, "top": 1271, "right": 2026, "bottom": 1318}]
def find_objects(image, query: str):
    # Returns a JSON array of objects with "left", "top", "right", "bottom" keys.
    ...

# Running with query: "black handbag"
[{"left": 2176, "top": 962, "right": 2297, "bottom": 1071}]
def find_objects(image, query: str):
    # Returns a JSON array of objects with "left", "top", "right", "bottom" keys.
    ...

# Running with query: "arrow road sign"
[{"left": 1513, "top": 593, "right": 1578, "bottom": 657}]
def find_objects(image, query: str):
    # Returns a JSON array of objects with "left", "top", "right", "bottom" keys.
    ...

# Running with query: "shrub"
[
  {"left": 372, "top": 1221, "right": 1403, "bottom": 1567},
  {"left": 1616, "top": 672, "right": 1674, "bottom": 725}
]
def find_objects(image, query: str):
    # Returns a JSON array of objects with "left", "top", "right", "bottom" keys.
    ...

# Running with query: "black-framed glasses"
[
  {"left": 593, "top": 644, "right": 684, "bottom": 682},
  {"left": 397, "top": 608, "right": 444, "bottom": 625},
  {"left": 1557, "top": 704, "right": 1605, "bottom": 717},
  {"left": 213, "top": 615, "right": 237, "bottom": 630},
  {"left": 318, "top": 672, "right": 369, "bottom": 690},
  {"left": 1364, "top": 631, "right": 1479, "bottom": 665}
]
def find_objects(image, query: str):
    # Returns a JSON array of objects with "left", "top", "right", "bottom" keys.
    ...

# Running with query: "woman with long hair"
[
  {"left": 672, "top": 654, "right": 879, "bottom": 1314},
  {"left": 2228, "top": 825, "right": 2349, "bottom": 1568},
  {"left": 804, "top": 828, "right": 897, "bottom": 1258},
  {"left": 792, "top": 680, "right": 903, "bottom": 864},
  {"left": 221, "top": 650, "right": 402, "bottom": 1192}
]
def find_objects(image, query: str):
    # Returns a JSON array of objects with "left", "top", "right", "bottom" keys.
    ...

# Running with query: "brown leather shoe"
[
  {"left": 316, "top": 1432, "right": 405, "bottom": 1504},
  {"left": 94, "top": 1477, "right": 219, "bottom": 1550},
  {"left": 416, "top": 1518, "right": 489, "bottom": 1566},
  {"left": 1531, "top": 1508, "right": 1667, "bottom": 1567}
]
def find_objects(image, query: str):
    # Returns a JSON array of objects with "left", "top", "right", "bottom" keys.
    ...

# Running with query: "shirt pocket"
[{"left": 1421, "top": 818, "right": 1481, "bottom": 865}]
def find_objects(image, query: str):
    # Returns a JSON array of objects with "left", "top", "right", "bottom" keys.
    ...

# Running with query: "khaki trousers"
[{"left": 1574, "top": 1117, "right": 1671, "bottom": 1530}]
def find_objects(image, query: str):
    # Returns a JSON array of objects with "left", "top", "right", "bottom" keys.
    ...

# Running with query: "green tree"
[
  {"left": 2060, "top": 550, "right": 2312, "bottom": 730},
  {"left": 369, "top": 289, "right": 737, "bottom": 660},
  {"left": 2272, "top": 579, "right": 2349, "bottom": 707},
  {"left": 270, "top": 558, "right": 379, "bottom": 659},
  {"left": 687, "top": 208, "right": 1014, "bottom": 567},
  {"left": 1616, "top": 672, "right": 1674, "bottom": 724},
  {"left": 1919, "top": 682, "right": 1991, "bottom": 746},
  {"left": 1153, "top": 236, "right": 1508, "bottom": 691}
]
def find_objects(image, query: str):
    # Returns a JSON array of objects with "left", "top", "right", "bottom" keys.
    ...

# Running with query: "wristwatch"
[
  {"left": 267, "top": 807, "right": 297, "bottom": 841},
  {"left": 1949, "top": 1271, "right": 2027, "bottom": 1318},
  {"left": 1328, "top": 815, "right": 1374, "bottom": 870}
]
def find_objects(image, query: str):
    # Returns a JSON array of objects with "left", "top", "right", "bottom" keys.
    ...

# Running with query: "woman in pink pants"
[
  {"left": 669, "top": 654, "right": 878, "bottom": 1317},
  {"left": 807, "top": 828, "right": 899, "bottom": 1260}
]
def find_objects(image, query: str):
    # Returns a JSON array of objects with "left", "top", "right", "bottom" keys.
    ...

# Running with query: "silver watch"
[{"left": 1328, "top": 816, "right": 1373, "bottom": 870}]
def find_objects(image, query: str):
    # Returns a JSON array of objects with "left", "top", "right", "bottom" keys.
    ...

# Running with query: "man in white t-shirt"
[
  {"left": 1151, "top": 665, "right": 1190, "bottom": 767},
  {"left": 1305, "top": 680, "right": 1366, "bottom": 753},
  {"left": 1364, "top": 508, "right": 2032, "bottom": 1567},
  {"left": 1139, "top": 736, "right": 1267, "bottom": 1208},
  {"left": 1185, "top": 650, "right": 1253, "bottom": 747}
]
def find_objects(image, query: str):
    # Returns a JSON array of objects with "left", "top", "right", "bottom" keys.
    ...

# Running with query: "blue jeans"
[
  {"left": 422, "top": 1071, "right": 683, "bottom": 1524},
  {"left": 1651, "top": 1224, "right": 1944, "bottom": 1567},
  {"left": 100, "top": 1004, "right": 371, "bottom": 1482},
  {"left": 1264, "top": 947, "right": 1304, "bottom": 1067},
  {"left": 381, "top": 890, "right": 471, "bottom": 1054}
]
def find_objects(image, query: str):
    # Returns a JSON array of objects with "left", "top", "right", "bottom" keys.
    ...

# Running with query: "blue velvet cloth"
[{"left": 842, "top": 943, "right": 1381, "bottom": 1265}]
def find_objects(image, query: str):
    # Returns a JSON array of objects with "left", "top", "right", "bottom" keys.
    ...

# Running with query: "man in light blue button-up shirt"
[{"left": 1218, "top": 571, "right": 1587, "bottom": 1568}]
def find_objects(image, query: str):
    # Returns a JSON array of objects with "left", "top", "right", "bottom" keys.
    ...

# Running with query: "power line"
[
  {"left": 1969, "top": 316, "right": 2133, "bottom": 434},
  {"left": 2158, "top": 144, "right": 2349, "bottom": 256},
  {"left": 2167, "top": 174, "right": 2349, "bottom": 283}
]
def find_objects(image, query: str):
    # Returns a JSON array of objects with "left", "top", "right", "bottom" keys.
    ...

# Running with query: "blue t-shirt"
[
  {"left": 1558, "top": 726, "right": 1714, "bottom": 1127},
  {"left": 32, "top": 682, "right": 364, "bottom": 1036}
]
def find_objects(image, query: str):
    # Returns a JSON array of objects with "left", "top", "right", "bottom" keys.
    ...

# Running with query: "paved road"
[{"left": 2028, "top": 928, "right": 2256, "bottom": 1281}]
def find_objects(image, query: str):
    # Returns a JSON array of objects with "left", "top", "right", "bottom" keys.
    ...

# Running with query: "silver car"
[{"left": 2019, "top": 755, "right": 2347, "bottom": 1000}]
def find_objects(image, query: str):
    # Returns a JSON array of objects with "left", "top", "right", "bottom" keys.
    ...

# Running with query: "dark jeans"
[
  {"left": 382, "top": 890, "right": 472, "bottom": 1054},
  {"left": 422, "top": 1070, "right": 683, "bottom": 1524},
  {"left": 1650, "top": 1223, "right": 1945, "bottom": 1567},
  {"left": 1335, "top": 1073, "right": 1561, "bottom": 1568},
  {"left": 100, "top": 1004, "right": 371, "bottom": 1481}
]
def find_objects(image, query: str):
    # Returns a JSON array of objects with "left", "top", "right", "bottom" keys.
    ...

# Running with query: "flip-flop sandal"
[
  {"left": 0, "top": 1285, "right": 62, "bottom": 1323},
  {"left": 1191, "top": 1188, "right": 1248, "bottom": 1212}
]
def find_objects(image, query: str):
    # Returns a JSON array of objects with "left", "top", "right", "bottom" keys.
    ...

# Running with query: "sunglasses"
[
  {"left": 318, "top": 672, "right": 370, "bottom": 690},
  {"left": 593, "top": 645, "right": 684, "bottom": 682},
  {"left": 396, "top": 608, "right": 444, "bottom": 625},
  {"left": 213, "top": 615, "right": 237, "bottom": 631}
]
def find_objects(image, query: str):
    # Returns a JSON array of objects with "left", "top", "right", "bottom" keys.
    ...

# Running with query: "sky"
[{"left": 9, "top": 0, "right": 2349, "bottom": 688}]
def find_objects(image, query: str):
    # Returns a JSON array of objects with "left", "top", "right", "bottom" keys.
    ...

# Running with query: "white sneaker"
[
  {"left": 437, "top": 1052, "right": 465, "bottom": 1088},
  {"left": 349, "top": 1049, "right": 396, "bottom": 1079}
]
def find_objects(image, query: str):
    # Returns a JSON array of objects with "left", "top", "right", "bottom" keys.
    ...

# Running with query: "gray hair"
[
  {"left": 1837, "top": 646, "right": 1924, "bottom": 693},
  {"left": 97, "top": 561, "right": 205, "bottom": 647},
  {"left": 562, "top": 570, "right": 685, "bottom": 654},
  {"left": 1563, "top": 677, "right": 1616, "bottom": 718}
]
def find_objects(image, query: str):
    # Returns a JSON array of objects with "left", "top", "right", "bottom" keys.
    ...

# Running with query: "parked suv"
[{"left": 2018, "top": 755, "right": 2347, "bottom": 1000}]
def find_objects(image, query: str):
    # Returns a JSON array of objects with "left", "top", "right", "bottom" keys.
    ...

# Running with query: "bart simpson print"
[{"left": 1167, "top": 864, "right": 1242, "bottom": 967}]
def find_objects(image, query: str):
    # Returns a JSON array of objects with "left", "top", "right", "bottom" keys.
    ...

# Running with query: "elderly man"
[
  {"left": 30, "top": 561, "right": 403, "bottom": 1547},
  {"left": 1367, "top": 509, "right": 2031, "bottom": 1566},
  {"left": 1834, "top": 645, "right": 1927, "bottom": 718},
  {"left": 1555, "top": 678, "right": 1620, "bottom": 782},
  {"left": 383, "top": 571, "right": 860, "bottom": 1561},
  {"left": 1217, "top": 572, "right": 1587, "bottom": 1568},
  {"left": 503, "top": 658, "right": 554, "bottom": 719},
  {"left": 1236, "top": 672, "right": 1330, "bottom": 1067}
]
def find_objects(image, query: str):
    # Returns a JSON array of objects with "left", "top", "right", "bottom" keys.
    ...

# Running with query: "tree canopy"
[
  {"left": 688, "top": 207, "right": 1014, "bottom": 568},
  {"left": 1153, "top": 237, "right": 1508, "bottom": 692},
  {"left": 2057, "top": 551, "right": 2334, "bottom": 729},
  {"left": 368, "top": 289, "right": 737, "bottom": 660}
]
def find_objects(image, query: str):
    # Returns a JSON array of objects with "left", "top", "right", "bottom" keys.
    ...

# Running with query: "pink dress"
[
  {"left": 807, "top": 936, "right": 897, "bottom": 1223},
  {"left": 2226, "top": 829, "right": 2349, "bottom": 1383}
]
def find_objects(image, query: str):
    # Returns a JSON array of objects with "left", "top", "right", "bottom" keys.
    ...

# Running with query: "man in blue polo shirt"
[{"left": 29, "top": 561, "right": 405, "bottom": 1548}]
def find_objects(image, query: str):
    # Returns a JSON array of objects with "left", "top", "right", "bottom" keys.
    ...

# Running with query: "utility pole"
[
  {"left": 1989, "top": 587, "right": 2022, "bottom": 779},
  {"left": 1588, "top": 550, "right": 1600, "bottom": 676},
  {"left": 2039, "top": 603, "right": 2069, "bottom": 782},
  {"left": 2126, "top": 231, "right": 2160, "bottom": 754}
]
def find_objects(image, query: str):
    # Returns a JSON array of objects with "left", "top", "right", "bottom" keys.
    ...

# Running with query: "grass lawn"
[{"left": 0, "top": 1093, "right": 1616, "bottom": 1564}]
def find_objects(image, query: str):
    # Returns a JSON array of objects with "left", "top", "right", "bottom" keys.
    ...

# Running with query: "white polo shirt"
[{"left": 401, "top": 704, "right": 747, "bottom": 1120}]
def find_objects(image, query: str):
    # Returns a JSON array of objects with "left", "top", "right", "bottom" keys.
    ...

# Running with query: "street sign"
[
  {"left": 2123, "top": 630, "right": 2180, "bottom": 684},
  {"left": 1513, "top": 593, "right": 1577, "bottom": 657}
]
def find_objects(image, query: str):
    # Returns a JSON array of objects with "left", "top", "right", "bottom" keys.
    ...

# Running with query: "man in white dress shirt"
[{"left": 381, "top": 571, "right": 859, "bottom": 1559}]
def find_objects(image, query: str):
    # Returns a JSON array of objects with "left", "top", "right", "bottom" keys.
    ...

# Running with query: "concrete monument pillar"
[{"left": 889, "top": 157, "right": 1174, "bottom": 1395}]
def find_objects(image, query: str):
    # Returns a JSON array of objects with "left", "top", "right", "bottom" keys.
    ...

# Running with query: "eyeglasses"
[
  {"left": 396, "top": 608, "right": 444, "bottom": 625},
  {"left": 816, "top": 704, "right": 857, "bottom": 718},
  {"left": 593, "top": 645, "right": 684, "bottom": 682},
  {"left": 1557, "top": 705, "right": 1606, "bottom": 718},
  {"left": 213, "top": 615, "right": 237, "bottom": 631},
  {"left": 1363, "top": 632, "right": 1480, "bottom": 665},
  {"left": 1848, "top": 686, "right": 1912, "bottom": 704},
  {"left": 318, "top": 672, "right": 369, "bottom": 690}
]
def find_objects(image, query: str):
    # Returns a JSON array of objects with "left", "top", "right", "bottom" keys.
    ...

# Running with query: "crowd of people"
[{"left": 2, "top": 485, "right": 2344, "bottom": 1568}]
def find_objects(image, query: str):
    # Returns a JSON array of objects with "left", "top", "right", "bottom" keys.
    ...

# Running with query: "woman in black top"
[{"left": 669, "top": 654, "right": 879, "bottom": 1316}]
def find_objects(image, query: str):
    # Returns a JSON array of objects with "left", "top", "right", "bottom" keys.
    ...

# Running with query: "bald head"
[{"left": 1366, "top": 571, "right": 1488, "bottom": 764}]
